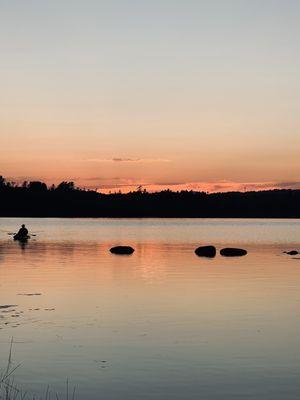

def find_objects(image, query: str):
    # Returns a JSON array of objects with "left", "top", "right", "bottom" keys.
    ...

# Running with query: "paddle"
[{"left": 7, "top": 233, "right": 37, "bottom": 237}]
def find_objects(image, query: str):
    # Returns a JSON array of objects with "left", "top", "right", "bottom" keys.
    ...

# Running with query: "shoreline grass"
[{"left": 0, "top": 339, "right": 75, "bottom": 400}]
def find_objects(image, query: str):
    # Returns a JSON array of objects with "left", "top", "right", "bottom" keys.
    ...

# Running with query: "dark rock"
[
  {"left": 195, "top": 246, "right": 216, "bottom": 258},
  {"left": 220, "top": 248, "right": 247, "bottom": 257},
  {"left": 284, "top": 250, "right": 299, "bottom": 255},
  {"left": 110, "top": 246, "right": 135, "bottom": 255}
]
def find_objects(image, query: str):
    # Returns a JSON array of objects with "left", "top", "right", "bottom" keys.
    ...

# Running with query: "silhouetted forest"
[{"left": 0, "top": 176, "right": 299, "bottom": 217}]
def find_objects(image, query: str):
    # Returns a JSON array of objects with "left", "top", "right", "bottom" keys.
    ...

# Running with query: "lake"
[{"left": 0, "top": 218, "right": 300, "bottom": 400}]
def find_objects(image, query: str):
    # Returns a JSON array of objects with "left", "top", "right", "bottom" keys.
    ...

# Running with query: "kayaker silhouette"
[{"left": 16, "top": 224, "right": 29, "bottom": 238}]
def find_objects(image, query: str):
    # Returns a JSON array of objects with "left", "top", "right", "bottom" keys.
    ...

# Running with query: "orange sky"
[{"left": 1, "top": 1, "right": 299, "bottom": 193}]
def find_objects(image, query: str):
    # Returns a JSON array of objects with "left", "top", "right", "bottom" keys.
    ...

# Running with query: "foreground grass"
[{"left": 0, "top": 339, "right": 75, "bottom": 400}]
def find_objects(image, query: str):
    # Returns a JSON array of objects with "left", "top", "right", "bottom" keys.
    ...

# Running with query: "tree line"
[{"left": 0, "top": 176, "right": 299, "bottom": 217}]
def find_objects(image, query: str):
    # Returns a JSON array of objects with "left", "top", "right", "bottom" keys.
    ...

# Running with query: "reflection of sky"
[
  {"left": 1, "top": 217, "right": 300, "bottom": 246},
  {"left": 0, "top": 1, "right": 300, "bottom": 191},
  {"left": 0, "top": 219, "right": 300, "bottom": 399}
]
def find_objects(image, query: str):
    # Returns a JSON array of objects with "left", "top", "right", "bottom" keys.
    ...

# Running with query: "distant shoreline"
[{"left": 1, "top": 176, "right": 300, "bottom": 218}]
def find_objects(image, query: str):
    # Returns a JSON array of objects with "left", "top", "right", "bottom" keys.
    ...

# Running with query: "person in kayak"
[{"left": 16, "top": 224, "right": 29, "bottom": 238}]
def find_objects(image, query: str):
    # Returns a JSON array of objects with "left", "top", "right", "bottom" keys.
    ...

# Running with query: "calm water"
[{"left": 0, "top": 218, "right": 300, "bottom": 400}]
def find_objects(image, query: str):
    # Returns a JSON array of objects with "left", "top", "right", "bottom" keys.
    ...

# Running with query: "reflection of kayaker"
[{"left": 14, "top": 224, "right": 30, "bottom": 241}]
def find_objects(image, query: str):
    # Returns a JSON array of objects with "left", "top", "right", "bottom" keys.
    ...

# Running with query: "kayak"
[{"left": 13, "top": 234, "right": 30, "bottom": 241}]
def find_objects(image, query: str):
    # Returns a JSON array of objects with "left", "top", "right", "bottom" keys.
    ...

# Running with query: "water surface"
[{"left": 0, "top": 218, "right": 300, "bottom": 399}]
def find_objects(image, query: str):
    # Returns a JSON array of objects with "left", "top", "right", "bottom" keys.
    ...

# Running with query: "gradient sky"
[{"left": 0, "top": 0, "right": 299, "bottom": 192}]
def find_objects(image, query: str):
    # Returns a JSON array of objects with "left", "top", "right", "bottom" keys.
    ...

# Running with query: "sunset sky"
[{"left": 1, "top": 0, "right": 299, "bottom": 192}]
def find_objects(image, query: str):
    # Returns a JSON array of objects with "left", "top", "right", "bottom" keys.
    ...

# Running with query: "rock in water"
[
  {"left": 195, "top": 246, "right": 216, "bottom": 258},
  {"left": 110, "top": 246, "right": 135, "bottom": 255},
  {"left": 284, "top": 250, "right": 298, "bottom": 255},
  {"left": 220, "top": 248, "right": 247, "bottom": 257}
]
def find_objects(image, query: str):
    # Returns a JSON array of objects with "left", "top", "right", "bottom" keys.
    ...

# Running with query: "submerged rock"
[
  {"left": 284, "top": 250, "right": 299, "bottom": 255},
  {"left": 195, "top": 246, "right": 216, "bottom": 258},
  {"left": 220, "top": 248, "right": 247, "bottom": 257},
  {"left": 110, "top": 246, "right": 135, "bottom": 255}
]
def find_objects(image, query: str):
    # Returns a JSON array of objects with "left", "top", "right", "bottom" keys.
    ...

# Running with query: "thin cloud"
[
  {"left": 84, "top": 176, "right": 117, "bottom": 181},
  {"left": 274, "top": 181, "right": 300, "bottom": 189},
  {"left": 113, "top": 158, "right": 139, "bottom": 162},
  {"left": 153, "top": 181, "right": 186, "bottom": 186},
  {"left": 84, "top": 158, "right": 171, "bottom": 163},
  {"left": 93, "top": 180, "right": 300, "bottom": 193}
]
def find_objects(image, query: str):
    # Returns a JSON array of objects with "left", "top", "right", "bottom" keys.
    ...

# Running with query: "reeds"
[{"left": 0, "top": 339, "right": 75, "bottom": 400}]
